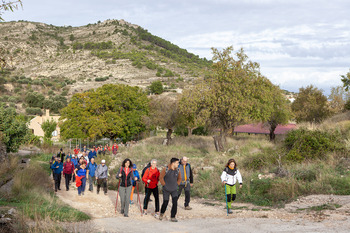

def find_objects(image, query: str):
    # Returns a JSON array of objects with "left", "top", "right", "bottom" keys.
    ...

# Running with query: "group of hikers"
[{"left": 49, "top": 146, "right": 243, "bottom": 222}]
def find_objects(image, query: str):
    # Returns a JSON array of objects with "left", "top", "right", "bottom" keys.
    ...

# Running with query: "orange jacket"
[{"left": 76, "top": 175, "right": 85, "bottom": 187}]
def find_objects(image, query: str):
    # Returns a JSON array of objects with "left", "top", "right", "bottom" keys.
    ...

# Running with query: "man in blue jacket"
[
  {"left": 51, "top": 157, "right": 63, "bottom": 192},
  {"left": 87, "top": 157, "right": 98, "bottom": 192},
  {"left": 88, "top": 148, "right": 97, "bottom": 161}
]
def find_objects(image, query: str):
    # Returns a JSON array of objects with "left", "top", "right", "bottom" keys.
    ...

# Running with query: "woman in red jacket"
[
  {"left": 63, "top": 157, "right": 75, "bottom": 191},
  {"left": 142, "top": 159, "right": 160, "bottom": 217}
]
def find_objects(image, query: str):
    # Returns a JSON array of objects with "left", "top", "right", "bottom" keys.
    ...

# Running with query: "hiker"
[
  {"left": 178, "top": 156, "right": 194, "bottom": 210},
  {"left": 71, "top": 155, "right": 78, "bottom": 182},
  {"left": 142, "top": 159, "right": 160, "bottom": 217},
  {"left": 130, "top": 164, "right": 140, "bottom": 204},
  {"left": 75, "top": 161, "right": 88, "bottom": 196},
  {"left": 220, "top": 158, "right": 243, "bottom": 214},
  {"left": 96, "top": 159, "right": 108, "bottom": 195},
  {"left": 116, "top": 158, "right": 138, "bottom": 217},
  {"left": 51, "top": 156, "right": 63, "bottom": 192},
  {"left": 49, "top": 154, "right": 56, "bottom": 180},
  {"left": 82, "top": 145, "right": 87, "bottom": 153},
  {"left": 88, "top": 148, "right": 97, "bottom": 161},
  {"left": 73, "top": 145, "right": 80, "bottom": 156},
  {"left": 112, "top": 143, "right": 118, "bottom": 155},
  {"left": 65, "top": 152, "right": 72, "bottom": 160},
  {"left": 57, "top": 148, "right": 65, "bottom": 162},
  {"left": 159, "top": 158, "right": 181, "bottom": 222},
  {"left": 87, "top": 157, "right": 97, "bottom": 192},
  {"left": 141, "top": 162, "right": 152, "bottom": 200},
  {"left": 63, "top": 157, "right": 74, "bottom": 191}
]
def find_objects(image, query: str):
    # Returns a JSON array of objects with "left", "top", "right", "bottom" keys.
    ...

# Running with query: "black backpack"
[{"left": 141, "top": 162, "right": 151, "bottom": 178}]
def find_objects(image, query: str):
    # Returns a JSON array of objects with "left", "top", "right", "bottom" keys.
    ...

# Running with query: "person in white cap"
[{"left": 95, "top": 159, "right": 108, "bottom": 195}]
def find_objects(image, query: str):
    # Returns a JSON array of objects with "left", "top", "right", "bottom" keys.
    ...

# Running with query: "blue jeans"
[{"left": 78, "top": 177, "right": 86, "bottom": 194}]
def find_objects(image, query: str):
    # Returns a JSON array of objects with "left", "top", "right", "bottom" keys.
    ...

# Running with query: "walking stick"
[
  {"left": 136, "top": 181, "right": 143, "bottom": 216},
  {"left": 115, "top": 179, "right": 121, "bottom": 213},
  {"left": 224, "top": 184, "right": 229, "bottom": 216}
]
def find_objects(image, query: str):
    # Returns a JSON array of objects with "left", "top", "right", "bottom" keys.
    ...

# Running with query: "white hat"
[
  {"left": 101, "top": 159, "right": 106, "bottom": 163},
  {"left": 72, "top": 155, "right": 75, "bottom": 157}
]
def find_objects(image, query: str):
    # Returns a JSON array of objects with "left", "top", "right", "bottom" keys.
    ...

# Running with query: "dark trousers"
[
  {"left": 64, "top": 174, "right": 72, "bottom": 190},
  {"left": 160, "top": 188, "right": 178, "bottom": 218},
  {"left": 178, "top": 184, "right": 191, "bottom": 207},
  {"left": 78, "top": 177, "right": 86, "bottom": 195},
  {"left": 72, "top": 173, "right": 76, "bottom": 182},
  {"left": 97, "top": 178, "right": 107, "bottom": 194},
  {"left": 53, "top": 173, "right": 61, "bottom": 191},
  {"left": 143, "top": 186, "right": 159, "bottom": 212}
]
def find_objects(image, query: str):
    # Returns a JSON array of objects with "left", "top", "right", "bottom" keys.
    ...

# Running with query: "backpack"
[{"left": 141, "top": 162, "right": 151, "bottom": 178}]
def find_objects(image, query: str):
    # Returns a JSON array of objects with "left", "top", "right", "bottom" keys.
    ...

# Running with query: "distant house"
[
  {"left": 233, "top": 123, "right": 297, "bottom": 135},
  {"left": 28, "top": 110, "right": 61, "bottom": 141}
]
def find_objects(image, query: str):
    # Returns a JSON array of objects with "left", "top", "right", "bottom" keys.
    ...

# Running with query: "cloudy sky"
[{"left": 3, "top": 0, "right": 350, "bottom": 94}]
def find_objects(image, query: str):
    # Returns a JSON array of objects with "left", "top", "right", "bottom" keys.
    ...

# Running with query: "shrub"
[
  {"left": 25, "top": 107, "right": 42, "bottom": 115},
  {"left": 25, "top": 92, "right": 45, "bottom": 108},
  {"left": 95, "top": 76, "right": 109, "bottom": 82},
  {"left": 148, "top": 81, "right": 164, "bottom": 94},
  {"left": 284, "top": 128, "right": 344, "bottom": 162}
]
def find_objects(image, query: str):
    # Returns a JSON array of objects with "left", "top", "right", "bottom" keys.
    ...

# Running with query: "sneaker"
[
  {"left": 143, "top": 210, "right": 147, "bottom": 215},
  {"left": 228, "top": 209, "right": 233, "bottom": 214},
  {"left": 154, "top": 213, "right": 159, "bottom": 218},
  {"left": 82, "top": 192, "right": 84, "bottom": 195},
  {"left": 171, "top": 218, "right": 178, "bottom": 222},
  {"left": 185, "top": 206, "right": 192, "bottom": 210},
  {"left": 78, "top": 193, "right": 81, "bottom": 196},
  {"left": 130, "top": 200, "right": 134, "bottom": 204},
  {"left": 159, "top": 213, "right": 163, "bottom": 221}
]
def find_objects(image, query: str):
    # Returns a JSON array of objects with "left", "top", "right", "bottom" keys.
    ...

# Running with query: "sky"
[{"left": 2, "top": 0, "right": 350, "bottom": 95}]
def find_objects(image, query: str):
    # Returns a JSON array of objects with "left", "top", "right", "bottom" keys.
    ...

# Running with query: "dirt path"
[{"left": 57, "top": 183, "right": 350, "bottom": 233}]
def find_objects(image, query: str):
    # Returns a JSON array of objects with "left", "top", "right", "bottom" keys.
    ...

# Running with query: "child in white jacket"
[{"left": 220, "top": 158, "right": 243, "bottom": 214}]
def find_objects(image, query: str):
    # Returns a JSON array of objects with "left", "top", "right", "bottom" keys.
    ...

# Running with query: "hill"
[{"left": 0, "top": 19, "right": 211, "bottom": 114}]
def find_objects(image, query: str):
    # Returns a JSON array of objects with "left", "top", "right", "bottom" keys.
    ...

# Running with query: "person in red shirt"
[
  {"left": 73, "top": 145, "right": 80, "bottom": 155},
  {"left": 142, "top": 159, "right": 160, "bottom": 217},
  {"left": 63, "top": 157, "right": 75, "bottom": 191},
  {"left": 112, "top": 143, "right": 118, "bottom": 155}
]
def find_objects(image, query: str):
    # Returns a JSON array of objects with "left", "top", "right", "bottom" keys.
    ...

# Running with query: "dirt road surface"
[{"left": 57, "top": 184, "right": 350, "bottom": 233}]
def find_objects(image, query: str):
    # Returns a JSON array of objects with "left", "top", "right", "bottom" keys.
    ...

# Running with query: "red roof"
[{"left": 234, "top": 123, "right": 297, "bottom": 135}]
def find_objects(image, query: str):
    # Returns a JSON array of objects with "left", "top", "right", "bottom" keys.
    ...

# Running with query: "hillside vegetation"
[{"left": 0, "top": 19, "right": 211, "bottom": 115}]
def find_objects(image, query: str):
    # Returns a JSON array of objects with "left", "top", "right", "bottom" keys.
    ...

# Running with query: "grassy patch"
[{"left": 297, "top": 203, "right": 342, "bottom": 212}]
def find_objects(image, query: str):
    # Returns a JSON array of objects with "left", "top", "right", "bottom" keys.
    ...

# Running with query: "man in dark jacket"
[
  {"left": 57, "top": 148, "right": 65, "bottom": 162},
  {"left": 159, "top": 158, "right": 181, "bottom": 222},
  {"left": 178, "top": 156, "right": 194, "bottom": 210},
  {"left": 51, "top": 157, "right": 63, "bottom": 192},
  {"left": 63, "top": 157, "right": 74, "bottom": 191}
]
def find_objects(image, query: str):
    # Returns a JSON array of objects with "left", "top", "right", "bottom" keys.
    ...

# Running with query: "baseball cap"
[{"left": 101, "top": 159, "right": 106, "bottom": 163}]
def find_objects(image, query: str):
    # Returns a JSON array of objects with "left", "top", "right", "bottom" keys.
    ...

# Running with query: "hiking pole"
[
  {"left": 136, "top": 181, "right": 143, "bottom": 216},
  {"left": 224, "top": 184, "right": 229, "bottom": 216},
  {"left": 115, "top": 179, "right": 121, "bottom": 213}
]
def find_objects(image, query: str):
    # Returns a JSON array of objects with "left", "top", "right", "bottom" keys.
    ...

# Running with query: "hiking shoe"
[
  {"left": 143, "top": 210, "right": 147, "bottom": 215},
  {"left": 124, "top": 214, "right": 128, "bottom": 217},
  {"left": 82, "top": 192, "right": 84, "bottom": 195},
  {"left": 154, "top": 213, "right": 159, "bottom": 218},
  {"left": 78, "top": 193, "right": 81, "bottom": 196},
  {"left": 97, "top": 191, "right": 99, "bottom": 194},
  {"left": 185, "top": 206, "right": 192, "bottom": 210},
  {"left": 159, "top": 213, "right": 163, "bottom": 221},
  {"left": 228, "top": 209, "right": 233, "bottom": 214},
  {"left": 104, "top": 193, "right": 107, "bottom": 195},
  {"left": 171, "top": 218, "right": 178, "bottom": 222}
]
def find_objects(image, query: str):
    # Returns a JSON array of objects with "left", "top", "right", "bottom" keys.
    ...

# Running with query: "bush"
[
  {"left": 25, "top": 92, "right": 45, "bottom": 108},
  {"left": 284, "top": 128, "right": 344, "bottom": 162},
  {"left": 148, "top": 81, "right": 164, "bottom": 95},
  {"left": 26, "top": 107, "right": 43, "bottom": 115},
  {"left": 95, "top": 76, "right": 109, "bottom": 82}
]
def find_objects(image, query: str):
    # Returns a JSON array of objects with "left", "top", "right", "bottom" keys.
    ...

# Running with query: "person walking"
[
  {"left": 75, "top": 161, "right": 88, "bottom": 196},
  {"left": 73, "top": 145, "right": 80, "bottom": 156},
  {"left": 220, "top": 158, "right": 243, "bottom": 214},
  {"left": 112, "top": 143, "right": 118, "bottom": 155},
  {"left": 87, "top": 157, "right": 97, "bottom": 192},
  {"left": 116, "top": 158, "right": 138, "bottom": 217},
  {"left": 88, "top": 148, "right": 97, "bottom": 161},
  {"left": 71, "top": 154, "right": 78, "bottom": 182},
  {"left": 96, "top": 159, "right": 109, "bottom": 195},
  {"left": 142, "top": 159, "right": 160, "bottom": 217},
  {"left": 63, "top": 157, "right": 74, "bottom": 191},
  {"left": 57, "top": 148, "right": 65, "bottom": 162},
  {"left": 159, "top": 158, "right": 181, "bottom": 222},
  {"left": 130, "top": 164, "right": 140, "bottom": 204},
  {"left": 49, "top": 154, "right": 56, "bottom": 180},
  {"left": 178, "top": 156, "right": 194, "bottom": 210},
  {"left": 51, "top": 157, "right": 63, "bottom": 192}
]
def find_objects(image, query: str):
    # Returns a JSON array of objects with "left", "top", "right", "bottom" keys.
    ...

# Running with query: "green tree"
[
  {"left": 69, "top": 34, "right": 75, "bottom": 41},
  {"left": 328, "top": 86, "right": 350, "bottom": 114},
  {"left": 207, "top": 47, "right": 275, "bottom": 151},
  {"left": 60, "top": 84, "right": 149, "bottom": 141},
  {"left": 148, "top": 81, "right": 164, "bottom": 95},
  {"left": 265, "top": 86, "right": 292, "bottom": 141},
  {"left": 291, "top": 85, "right": 331, "bottom": 123},
  {"left": 25, "top": 92, "right": 45, "bottom": 108},
  {"left": 148, "top": 96, "right": 180, "bottom": 145},
  {"left": 341, "top": 70, "right": 350, "bottom": 91},
  {"left": 178, "top": 82, "right": 210, "bottom": 136},
  {"left": 41, "top": 119, "right": 57, "bottom": 144},
  {"left": 0, "top": 104, "right": 28, "bottom": 152}
]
